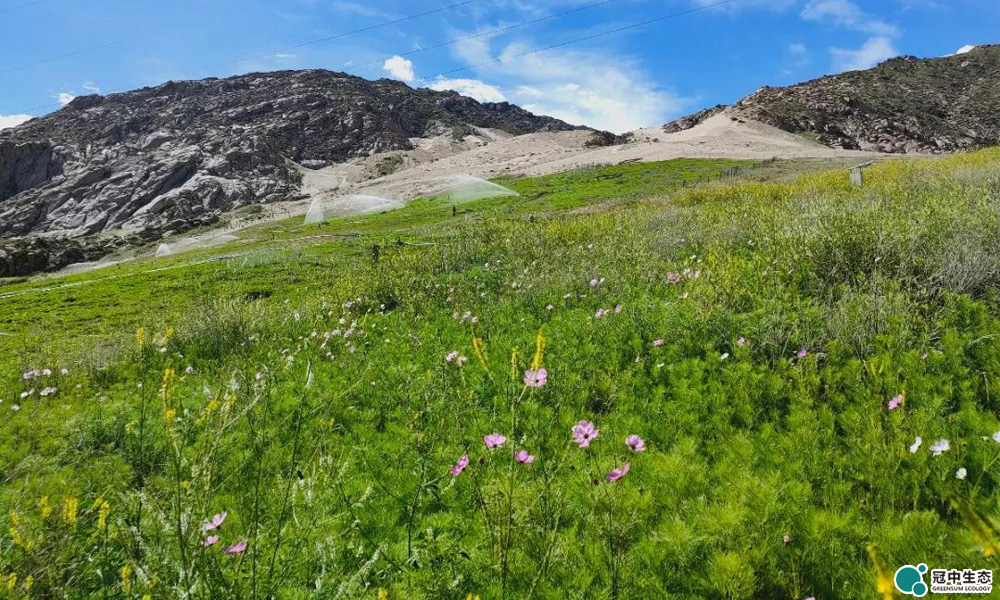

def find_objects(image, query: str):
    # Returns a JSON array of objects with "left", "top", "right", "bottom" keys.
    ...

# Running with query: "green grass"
[{"left": 2, "top": 153, "right": 1000, "bottom": 598}]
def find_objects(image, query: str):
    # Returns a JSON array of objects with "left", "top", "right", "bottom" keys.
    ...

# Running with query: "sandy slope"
[{"left": 299, "top": 112, "right": 882, "bottom": 206}]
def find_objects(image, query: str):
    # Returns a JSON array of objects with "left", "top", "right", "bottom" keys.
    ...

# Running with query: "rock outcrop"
[
  {"left": 0, "top": 69, "right": 582, "bottom": 244},
  {"left": 666, "top": 46, "right": 1000, "bottom": 153}
]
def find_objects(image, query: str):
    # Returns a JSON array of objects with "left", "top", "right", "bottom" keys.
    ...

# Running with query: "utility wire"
[
  {"left": 0, "top": 0, "right": 56, "bottom": 15},
  {"left": 356, "top": 0, "right": 621, "bottom": 69},
  {"left": 0, "top": 40, "right": 120, "bottom": 75},
  {"left": 229, "top": 0, "right": 486, "bottom": 66},
  {"left": 414, "top": 0, "right": 737, "bottom": 84}
]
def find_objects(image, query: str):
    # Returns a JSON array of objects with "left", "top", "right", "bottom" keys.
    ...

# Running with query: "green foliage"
[{"left": 2, "top": 152, "right": 1000, "bottom": 598}]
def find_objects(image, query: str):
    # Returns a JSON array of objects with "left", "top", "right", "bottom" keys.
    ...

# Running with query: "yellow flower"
[
  {"left": 531, "top": 330, "right": 545, "bottom": 370},
  {"left": 378, "top": 589, "right": 388, "bottom": 600},
  {"left": 121, "top": 564, "right": 132, "bottom": 593},
  {"left": 39, "top": 496, "right": 51, "bottom": 520},
  {"left": 97, "top": 501, "right": 111, "bottom": 531},
  {"left": 465, "top": 594, "right": 481, "bottom": 600},
  {"left": 160, "top": 367, "right": 175, "bottom": 402},
  {"left": 136, "top": 327, "right": 147, "bottom": 349},
  {"left": 164, "top": 407, "right": 177, "bottom": 431},
  {"left": 9, "top": 513, "right": 33, "bottom": 550},
  {"left": 22, "top": 575, "right": 32, "bottom": 591},
  {"left": 867, "top": 543, "right": 898, "bottom": 600},
  {"left": 473, "top": 337, "right": 492, "bottom": 377},
  {"left": 6, "top": 573, "right": 16, "bottom": 591},
  {"left": 62, "top": 496, "right": 79, "bottom": 525}
]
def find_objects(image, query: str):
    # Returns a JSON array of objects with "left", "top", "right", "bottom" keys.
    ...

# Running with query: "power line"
[
  {"left": 356, "top": 0, "right": 620, "bottom": 69},
  {"left": 416, "top": 0, "right": 738, "bottom": 84},
  {"left": 229, "top": 0, "right": 486, "bottom": 66},
  {"left": 0, "top": 0, "right": 56, "bottom": 15},
  {"left": 0, "top": 40, "right": 120, "bottom": 76}
]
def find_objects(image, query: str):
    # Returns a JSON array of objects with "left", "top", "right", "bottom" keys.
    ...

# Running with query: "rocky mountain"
[
  {"left": 0, "top": 69, "right": 582, "bottom": 247},
  {"left": 664, "top": 45, "right": 1000, "bottom": 153}
]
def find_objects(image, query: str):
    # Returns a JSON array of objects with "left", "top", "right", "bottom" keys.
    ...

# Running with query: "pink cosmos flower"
[
  {"left": 515, "top": 450, "right": 535, "bottom": 464},
  {"left": 203, "top": 512, "right": 227, "bottom": 532},
  {"left": 606, "top": 463, "right": 630, "bottom": 482},
  {"left": 625, "top": 435, "right": 646, "bottom": 453},
  {"left": 524, "top": 368, "right": 547, "bottom": 388},
  {"left": 450, "top": 454, "right": 469, "bottom": 476},
  {"left": 797, "top": 348, "right": 808, "bottom": 358},
  {"left": 203, "top": 535, "right": 219, "bottom": 547},
  {"left": 224, "top": 540, "right": 247, "bottom": 555},
  {"left": 652, "top": 339, "right": 664, "bottom": 347},
  {"left": 484, "top": 434, "right": 507, "bottom": 449},
  {"left": 572, "top": 421, "right": 599, "bottom": 447},
  {"left": 887, "top": 394, "right": 903, "bottom": 410}
]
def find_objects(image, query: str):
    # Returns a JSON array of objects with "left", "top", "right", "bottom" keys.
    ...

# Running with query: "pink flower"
[
  {"left": 524, "top": 368, "right": 547, "bottom": 388},
  {"left": 589, "top": 278, "right": 599, "bottom": 287},
  {"left": 625, "top": 435, "right": 646, "bottom": 453},
  {"left": 797, "top": 348, "right": 808, "bottom": 358},
  {"left": 887, "top": 394, "right": 904, "bottom": 410},
  {"left": 445, "top": 351, "right": 459, "bottom": 363},
  {"left": 203, "top": 512, "right": 227, "bottom": 532},
  {"left": 224, "top": 540, "right": 247, "bottom": 555},
  {"left": 515, "top": 450, "right": 535, "bottom": 464},
  {"left": 737, "top": 337, "right": 747, "bottom": 347},
  {"left": 484, "top": 434, "right": 507, "bottom": 449},
  {"left": 572, "top": 421, "right": 599, "bottom": 447},
  {"left": 614, "top": 304, "right": 623, "bottom": 314},
  {"left": 606, "top": 463, "right": 630, "bottom": 482},
  {"left": 651, "top": 339, "right": 664, "bottom": 347},
  {"left": 40, "top": 387, "right": 57, "bottom": 397},
  {"left": 595, "top": 308, "right": 606, "bottom": 319},
  {"left": 783, "top": 535, "right": 792, "bottom": 545},
  {"left": 185, "top": 365, "right": 195, "bottom": 375},
  {"left": 203, "top": 535, "right": 219, "bottom": 547},
  {"left": 450, "top": 454, "right": 469, "bottom": 476}
]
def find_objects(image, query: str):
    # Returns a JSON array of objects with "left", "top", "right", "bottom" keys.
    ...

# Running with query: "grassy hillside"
[{"left": 2, "top": 153, "right": 1000, "bottom": 598}]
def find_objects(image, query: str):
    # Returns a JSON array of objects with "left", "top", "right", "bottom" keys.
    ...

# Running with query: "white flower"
[
  {"left": 909, "top": 436, "right": 922, "bottom": 454},
  {"left": 956, "top": 467, "right": 967, "bottom": 480},
  {"left": 719, "top": 353, "right": 730, "bottom": 361},
  {"left": 993, "top": 430, "right": 1000, "bottom": 444},
  {"left": 930, "top": 438, "right": 950, "bottom": 456}
]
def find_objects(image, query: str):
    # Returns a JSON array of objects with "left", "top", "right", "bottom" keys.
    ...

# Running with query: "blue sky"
[{"left": 0, "top": 0, "right": 996, "bottom": 132}]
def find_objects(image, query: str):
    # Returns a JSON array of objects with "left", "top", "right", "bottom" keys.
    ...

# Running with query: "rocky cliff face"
[
  {"left": 665, "top": 46, "right": 1000, "bottom": 153},
  {"left": 0, "top": 69, "right": 580, "bottom": 244}
]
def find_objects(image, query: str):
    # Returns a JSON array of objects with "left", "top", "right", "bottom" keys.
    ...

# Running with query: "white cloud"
[
  {"left": 955, "top": 44, "right": 976, "bottom": 55},
  {"left": 0, "top": 114, "right": 32, "bottom": 130},
  {"left": 57, "top": 92, "right": 76, "bottom": 106},
  {"left": 467, "top": 41, "right": 685, "bottom": 133},
  {"left": 788, "top": 43, "right": 808, "bottom": 56},
  {"left": 802, "top": 0, "right": 900, "bottom": 37},
  {"left": 382, "top": 55, "right": 415, "bottom": 82},
  {"left": 830, "top": 36, "right": 898, "bottom": 71},
  {"left": 430, "top": 77, "right": 507, "bottom": 103}
]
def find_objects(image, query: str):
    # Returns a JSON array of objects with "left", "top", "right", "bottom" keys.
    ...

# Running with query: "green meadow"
[{"left": 2, "top": 152, "right": 1000, "bottom": 598}]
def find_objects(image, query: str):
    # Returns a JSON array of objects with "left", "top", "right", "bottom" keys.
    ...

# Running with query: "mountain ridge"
[
  {"left": 664, "top": 45, "right": 1000, "bottom": 153},
  {"left": 0, "top": 69, "right": 585, "bottom": 243}
]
